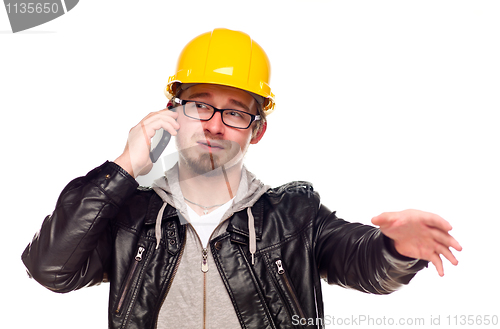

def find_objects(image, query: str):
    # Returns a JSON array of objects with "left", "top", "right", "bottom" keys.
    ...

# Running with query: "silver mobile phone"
[
  {"left": 149, "top": 104, "right": 175, "bottom": 163},
  {"left": 149, "top": 128, "right": 171, "bottom": 163}
]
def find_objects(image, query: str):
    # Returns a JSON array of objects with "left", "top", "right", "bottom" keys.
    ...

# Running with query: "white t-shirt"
[{"left": 185, "top": 198, "right": 234, "bottom": 247}]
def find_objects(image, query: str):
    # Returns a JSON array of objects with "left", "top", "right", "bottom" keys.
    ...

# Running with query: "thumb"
[
  {"left": 371, "top": 215, "right": 382, "bottom": 226},
  {"left": 371, "top": 212, "right": 392, "bottom": 227}
]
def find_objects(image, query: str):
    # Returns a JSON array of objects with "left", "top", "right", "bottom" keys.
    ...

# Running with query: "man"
[{"left": 22, "top": 28, "right": 461, "bottom": 329}]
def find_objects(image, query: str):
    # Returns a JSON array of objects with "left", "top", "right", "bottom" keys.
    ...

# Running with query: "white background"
[{"left": 1, "top": 1, "right": 499, "bottom": 328}]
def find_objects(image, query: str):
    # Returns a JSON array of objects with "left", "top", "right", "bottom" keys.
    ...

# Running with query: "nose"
[{"left": 203, "top": 111, "right": 225, "bottom": 135}]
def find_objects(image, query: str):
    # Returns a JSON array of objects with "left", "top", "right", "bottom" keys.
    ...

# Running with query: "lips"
[{"left": 197, "top": 140, "right": 225, "bottom": 150}]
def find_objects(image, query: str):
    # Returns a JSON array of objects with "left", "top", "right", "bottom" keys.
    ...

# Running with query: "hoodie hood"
[{"left": 151, "top": 164, "right": 270, "bottom": 262}]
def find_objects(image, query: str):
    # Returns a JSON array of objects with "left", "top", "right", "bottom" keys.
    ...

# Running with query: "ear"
[{"left": 250, "top": 121, "right": 267, "bottom": 144}]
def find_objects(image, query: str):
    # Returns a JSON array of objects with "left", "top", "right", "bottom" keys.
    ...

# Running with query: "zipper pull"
[
  {"left": 201, "top": 248, "right": 209, "bottom": 273},
  {"left": 275, "top": 259, "right": 285, "bottom": 274},
  {"left": 135, "top": 246, "right": 145, "bottom": 261}
]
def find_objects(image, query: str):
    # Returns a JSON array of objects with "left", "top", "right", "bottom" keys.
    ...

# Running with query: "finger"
[
  {"left": 423, "top": 212, "right": 453, "bottom": 232},
  {"left": 436, "top": 243, "right": 459, "bottom": 266},
  {"left": 142, "top": 111, "right": 177, "bottom": 125},
  {"left": 431, "top": 229, "right": 463, "bottom": 252},
  {"left": 450, "top": 236, "right": 463, "bottom": 252},
  {"left": 141, "top": 110, "right": 166, "bottom": 122},
  {"left": 161, "top": 116, "right": 180, "bottom": 136},
  {"left": 429, "top": 253, "right": 444, "bottom": 277},
  {"left": 143, "top": 111, "right": 180, "bottom": 133},
  {"left": 150, "top": 118, "right": 180, "bottom": 137},
  {"left": 141, "top": 108, "right": 178, "bottom": 125}
]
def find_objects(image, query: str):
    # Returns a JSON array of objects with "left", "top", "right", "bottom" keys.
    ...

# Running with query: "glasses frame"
[{"left": 172, "top": 97, "right": 260, "bottom": 130}]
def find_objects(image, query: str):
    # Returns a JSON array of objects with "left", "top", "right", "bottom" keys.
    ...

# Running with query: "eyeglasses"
[{"left": 172, "top": 97, "right": 260, "bottom": 129}]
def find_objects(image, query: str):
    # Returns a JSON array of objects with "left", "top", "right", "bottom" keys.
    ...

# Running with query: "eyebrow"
[{"left": 186, "top": 92, "right": 252, "bottom": 113}]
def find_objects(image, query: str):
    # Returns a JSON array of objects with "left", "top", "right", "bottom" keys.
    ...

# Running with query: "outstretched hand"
[{"left": 371, "top": 209, "right": 462, "bottom": 276}]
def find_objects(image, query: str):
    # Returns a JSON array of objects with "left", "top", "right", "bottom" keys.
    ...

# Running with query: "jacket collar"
[{"left": 145, "top": 195, "right": 178, "bottom": 225}]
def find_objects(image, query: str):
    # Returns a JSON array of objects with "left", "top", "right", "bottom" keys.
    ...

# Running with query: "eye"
[
  {"left": 193, "top": 102, "right": 214, "bottom": 114},
  {"left": 195, "top": 102, "right": 210, "bottom": 110},
  {"left": 227, "top": 110, "right": 243, "bottom": 118}
]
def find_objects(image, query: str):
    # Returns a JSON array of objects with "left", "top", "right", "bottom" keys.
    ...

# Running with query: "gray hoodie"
[{"left": 152, "top": 164, "right": 270, "bottom": 329}]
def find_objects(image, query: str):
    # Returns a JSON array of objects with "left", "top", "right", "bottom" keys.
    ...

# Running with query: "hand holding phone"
[
  {"left": 115, "top": 103, "right": 178, "bottom": 177},
  {"left": 149, "top": 103, "right": 176, "bottom": 163}
]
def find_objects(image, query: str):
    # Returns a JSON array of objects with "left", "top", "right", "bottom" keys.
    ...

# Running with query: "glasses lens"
[
  {"left": 222, "top": 110, "right": 252, "bottom": 129},
  {"left": 184, "top": 101, "right": 253, "bottom": 129},
  {"left": 184, "top": 101, "right": 214, "bottom": 120}
]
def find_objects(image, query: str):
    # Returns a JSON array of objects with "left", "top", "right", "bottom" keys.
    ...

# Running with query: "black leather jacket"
[{"left": 22, "top": 162, "right": 427, "bottom": 329}]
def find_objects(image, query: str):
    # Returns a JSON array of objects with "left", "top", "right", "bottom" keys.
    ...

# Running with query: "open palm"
[{"left": 372, "top": 209, "right": 462, "bottom": 276}]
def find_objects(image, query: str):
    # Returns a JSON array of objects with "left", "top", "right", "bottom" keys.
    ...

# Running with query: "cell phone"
[
  {"left": 149, "top": 104, "right": 175, "bottom": 163},
  {"left": 149, "top": 129, "right": 171, "bottom": 163}
]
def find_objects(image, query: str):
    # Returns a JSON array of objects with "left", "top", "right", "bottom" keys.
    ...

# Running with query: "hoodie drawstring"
[{"left": 247, "top": 207, "right": 256, "bottom": 265}]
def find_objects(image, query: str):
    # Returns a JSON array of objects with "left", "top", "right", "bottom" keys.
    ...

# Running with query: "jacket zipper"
[
  {"left": 201, "top": 245, "right": 209, "bottom": 329},
  {"left": 115, "top": 246, "right": 145, "bottom": 314},
  {"left": 195, "top": 224, "right": 219, "bottom": 329},
  {"left": 203, "top": 258, "right": 207, "bottom": 329},
  {"left": 201, "top": 248, "right": 209, "bottom": 273},
  {"left": 275, "top": 259, "right": 306, "bottom": 320}
]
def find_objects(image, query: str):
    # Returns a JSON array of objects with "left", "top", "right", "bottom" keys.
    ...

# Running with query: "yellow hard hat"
[{"left": 165, "top": 28, "right": 275, "bottom": 115}]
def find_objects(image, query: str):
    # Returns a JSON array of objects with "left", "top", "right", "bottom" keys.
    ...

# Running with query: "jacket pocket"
[
  {"left": 273, "top": 259, "right": 307, "bottom": 321},
  {"left": 114, "top": 245, "right": 146, "bottom": 315}
]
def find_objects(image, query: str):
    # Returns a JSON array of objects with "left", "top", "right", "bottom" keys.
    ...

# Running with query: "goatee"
[{"left": 177, "top": 134, "right": 241, "bottom": 176}]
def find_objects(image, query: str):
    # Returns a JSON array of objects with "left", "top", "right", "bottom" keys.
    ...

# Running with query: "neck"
[{"left": 178, "top": 162, "right": 242, "bottom": 213}]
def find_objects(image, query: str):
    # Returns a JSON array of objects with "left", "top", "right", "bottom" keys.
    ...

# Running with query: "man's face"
[{"left": 175, "top": 84, "right": 264, "bottom": 175}]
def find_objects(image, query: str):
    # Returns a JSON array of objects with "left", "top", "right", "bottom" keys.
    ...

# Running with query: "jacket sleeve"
[
  {"left": 21, "top": 161, "right": 139, "bottom": 293},
  {"left": 313, "top": 202, "right": 428, "bottom": 295}
]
